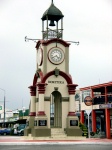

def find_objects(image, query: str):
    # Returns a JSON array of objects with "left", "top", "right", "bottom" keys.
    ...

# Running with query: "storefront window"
[
  {"left": 93, "top": 92, "right": 101, "bottom": 97},
  {"left": 110, "top": 119, "right": 112, "bottom": 128},
  {"left": 82, "top": 90, "right": 91, "bottom": 102}
]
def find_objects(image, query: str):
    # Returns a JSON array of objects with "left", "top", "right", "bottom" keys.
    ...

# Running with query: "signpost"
[
  {"left": 85, "top": 109, "right": 92, "bottom": 138},
  {"left": 0, "top": 88, "right": 5, "bottom": 126},
  {"left": 22, "top": 107, "right": 26, "bottom": 118},
  {"left": 84, "top": 96, "right": 93, "bottom": 138}
]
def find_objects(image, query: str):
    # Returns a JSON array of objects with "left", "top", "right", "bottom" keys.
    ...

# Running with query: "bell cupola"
[{"left": 41, "top": 0, "right": 64, "bottom": 40}]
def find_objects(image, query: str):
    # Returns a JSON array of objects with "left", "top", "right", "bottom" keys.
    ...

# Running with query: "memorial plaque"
[
  {"left": 70, "top": 120, "right": 78, "bottom": 126},
  {"left": 38, "top": 120, "right": 47, "bottom": 126}
]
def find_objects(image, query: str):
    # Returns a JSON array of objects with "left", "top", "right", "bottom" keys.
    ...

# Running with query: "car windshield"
[{"left": 18, "top": 124, "right": 26, "bottom": 130}]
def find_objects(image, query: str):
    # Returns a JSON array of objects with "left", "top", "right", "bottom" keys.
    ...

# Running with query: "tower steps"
[
  {"left": 23, "top": 128, "right": 86, "bottom": 140},
  {"left": 51, "top": 128, "right": 67, "bottom": 138}
]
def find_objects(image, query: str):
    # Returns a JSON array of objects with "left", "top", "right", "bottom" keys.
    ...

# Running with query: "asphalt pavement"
[
  {"left": 0, "top": 144, "right": 112, "bottom": 150},
  {"left": 0, "top": 136, "right": 112, "bottom": 145}
]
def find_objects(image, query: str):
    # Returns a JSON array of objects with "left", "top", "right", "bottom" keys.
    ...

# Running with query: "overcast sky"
[{"left": 0, "top": 0, "right": 112, "bottom": 110}]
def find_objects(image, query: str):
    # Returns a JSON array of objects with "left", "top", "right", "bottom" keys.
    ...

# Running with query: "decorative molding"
[
  {"left": 36, "top": 83, "right": 48, "bottom": 94},
  {"left": 28, "top": 86, "right": 36, "bottom": 96},
  {"left": 54, "top": 87, "right": 58, "bottom": 91},
  {"left": 68, "top": 112, "right": 76, "bottom": 116},
  {"left": 35, "top": 39, "right": 70, "bottom": 49},
  {"left": 29, "top": 112, "right": 36, "bottom": 116},
  {"left": 42, "top": 70, "right": 73, "bottom": 84},
  {"left": 44, "top": 97, "right": 50, "bottom": 101},
  {"left": 37, "top": 68, "right": 43, "bottom": 81},
  {"left": 67, "top": 84, "right": 78, "bottom": 95},
  {"left": 35, "top": 98, "right": 38, "bottom": 102},
  {"left": 33, "top": 74, "right": 38, "bottom": 86},
  {"left": 54, "top": 68, "right": 59, "bottom": 77},
  {"left": 37, "top": 111, "right": 46, "bottom": 116},
  {"left": 62, "top": 97, "right": 69, "bottom": 102}
]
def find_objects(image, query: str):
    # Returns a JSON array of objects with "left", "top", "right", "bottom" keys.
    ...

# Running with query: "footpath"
[{"left": 0, "top": 136, "right": 112, "bottom": 145}]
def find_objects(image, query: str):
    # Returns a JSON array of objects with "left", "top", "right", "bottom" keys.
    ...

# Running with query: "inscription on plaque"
[
  {"left": 38, "top": 120, "right": 47, "bottom": 126},
  {"left": 70, "top": 120, "right": 78, "bottom": 126}
]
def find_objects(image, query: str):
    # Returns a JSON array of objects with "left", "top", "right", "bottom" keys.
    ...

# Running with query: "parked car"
[
  {"left": 17, "top": 124, "right": 26, "bottom": 136},
  {"left": 0, "top": 128, "right": 3, "bottom": 135},
  {"left": 0, "top": 128, "right": 12, "bottom": 135},
  {"left": 13, "top": 124, "right": 19, "bottom": 135}
]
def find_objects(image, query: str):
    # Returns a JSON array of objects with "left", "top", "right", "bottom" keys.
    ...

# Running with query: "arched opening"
[{"left": 50, "top": 91, "right": 62, "bottom": 128}]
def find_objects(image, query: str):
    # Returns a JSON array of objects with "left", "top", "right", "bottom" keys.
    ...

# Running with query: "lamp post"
[
  {"left": 22, "top": 107, "right": 25, "bottom": 119},
  {"left": 0, "top": 88, "right": 5, "bottom": 125}
]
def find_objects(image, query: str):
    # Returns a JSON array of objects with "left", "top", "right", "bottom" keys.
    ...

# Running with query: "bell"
[{"left": 49, "top": 20, "right": 55, "bottom": 26}]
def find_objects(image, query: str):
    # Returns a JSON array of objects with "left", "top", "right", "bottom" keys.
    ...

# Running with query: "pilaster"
[
  {"left": 28, "top": 85, "right": 36, "bottom": 116},
  {"left": 67, "top": 84, "right": 78, "bottom": 116},
  {"left": 36, "top": 83, "right": 47, "bottom": 116}
]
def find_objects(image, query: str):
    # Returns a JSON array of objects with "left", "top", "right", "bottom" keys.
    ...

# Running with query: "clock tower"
[{"left": 24, "top": 0, "right": 82, "bottom": 138}]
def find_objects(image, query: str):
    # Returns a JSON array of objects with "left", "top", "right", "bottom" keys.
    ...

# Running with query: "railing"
[{"left": 43, "top": 29, "right": 62, "bottom": 39}]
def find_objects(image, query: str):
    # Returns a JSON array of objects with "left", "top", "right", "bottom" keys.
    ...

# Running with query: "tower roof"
[{"left": 41, "top": 1, "right": 64, "bottom": 21}]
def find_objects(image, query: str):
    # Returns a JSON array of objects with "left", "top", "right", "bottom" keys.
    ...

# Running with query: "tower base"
[
  {"left": 32, "top": 128, "right": 51, "bottom": 137},
  {"left": 66, "top": 115, "right": 82, "bottom": 136},
  {"left": 24, "top": 116, "right": 35, "bottom": 136}
]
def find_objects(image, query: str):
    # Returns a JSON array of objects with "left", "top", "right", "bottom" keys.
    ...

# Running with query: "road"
[
  {"left": 0, "top": 135, "right": 112, "bottom": 150},
  {"left": 0, "top": 145, "right": 112, "bottom": 150}
]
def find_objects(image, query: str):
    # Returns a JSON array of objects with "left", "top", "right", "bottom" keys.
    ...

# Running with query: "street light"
[{"left": 0, "top": 88, "right": 6, "bottom": 125}]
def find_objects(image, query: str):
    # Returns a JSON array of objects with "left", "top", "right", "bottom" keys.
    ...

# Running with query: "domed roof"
[{"left": 41, "top": 2, "right": 64, "bottom": 21}]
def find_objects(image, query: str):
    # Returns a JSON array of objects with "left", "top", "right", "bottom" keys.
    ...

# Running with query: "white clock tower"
[{"left": 24, "top": 0, "right": 82, "bottom": 138}]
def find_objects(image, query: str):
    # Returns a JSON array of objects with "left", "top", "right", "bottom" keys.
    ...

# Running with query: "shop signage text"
[{"left": 99, "top": 104, "right": 112, "bottom": 109}]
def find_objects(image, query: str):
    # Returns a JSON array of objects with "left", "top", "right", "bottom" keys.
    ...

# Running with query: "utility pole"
[{"left": 0, "top": 88, "right": 5, "bottom": 126}]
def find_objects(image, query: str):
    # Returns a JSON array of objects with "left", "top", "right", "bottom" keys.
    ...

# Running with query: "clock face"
[
  {"left": 37, "top": 48, "right": 43, "bottom": 66},
  {"left": 48, "top": 48, "right": 64, "bottom": 65}
]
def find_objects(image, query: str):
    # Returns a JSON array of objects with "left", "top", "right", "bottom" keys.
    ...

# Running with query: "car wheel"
[
  {"left": 21, "top": 133, "right": 24, "bottom": 136},
  {"left": 90, "top": 132, "right": 95, "bottom": 136}
]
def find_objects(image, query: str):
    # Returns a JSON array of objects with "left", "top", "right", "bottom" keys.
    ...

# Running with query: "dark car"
[
  {"left": 0, "top": 128, "right": 3, "bottom": 135},
  {"left": 17, "top": 124, "right": 26, "bottom": 136},
  {"left": 0, "top": 128, "right": 11, "bottom": 135}
]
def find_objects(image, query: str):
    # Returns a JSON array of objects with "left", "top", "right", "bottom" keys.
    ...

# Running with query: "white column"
[
  {"left": 38, "top": 94, "right": 44, "bottom": 112},
  {"left": 67, "top": 84, "right": 78, "bottom": 116},
  {"left": 69, "top": 94, "right": 75, "bottom": 112},
  {"left": 30, "top": 96, "right": 36, "bottom": 113},
  {"left": 28, "top": 86, "right": 36, "bottom": 116},
  {"left": 37, "top": 83, "right": 47, "bottom": 116}
]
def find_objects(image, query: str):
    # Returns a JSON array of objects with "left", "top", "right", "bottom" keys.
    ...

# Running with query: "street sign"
[
  {"left": 84, "top": 96, "right": 93, "bottom": 106},
  {"left": 99, "top": 104, "right": 112, "bottom": 109}
]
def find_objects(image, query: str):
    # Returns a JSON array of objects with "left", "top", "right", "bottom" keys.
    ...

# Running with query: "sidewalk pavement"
[{"left": 0, "top": 136, "right": 112, "bottom": 145}]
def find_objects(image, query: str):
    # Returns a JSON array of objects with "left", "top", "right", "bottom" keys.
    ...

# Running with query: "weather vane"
[{"left": 25, "top": 36, "right": 79, "bottom": 45}]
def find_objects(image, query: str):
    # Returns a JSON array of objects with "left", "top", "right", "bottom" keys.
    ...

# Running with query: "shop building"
[{"left": 80, "top": 81, "right": 112, "bottom": 139}]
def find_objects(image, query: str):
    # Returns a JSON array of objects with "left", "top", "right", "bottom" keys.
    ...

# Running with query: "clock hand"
[{"left": 51, "top": 55, "right": 60, "bottom": 59}]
